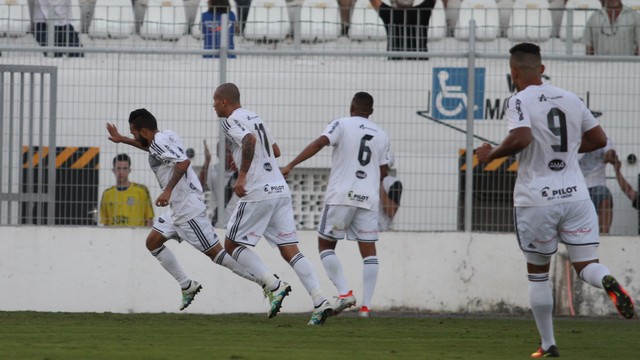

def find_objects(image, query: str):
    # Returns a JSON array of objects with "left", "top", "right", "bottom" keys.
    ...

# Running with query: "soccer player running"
[
  {"left": 281, "top": 92, "right": 391, "bottom": 318},
  {"left": 213, "top": 83, "right": 333, "bottom": 325},
  {"left": 475, "top": 43, "right": 635, "bottom": 358},
  {"left": 106, "top": 109, "right": 259, "bottom": 311}
]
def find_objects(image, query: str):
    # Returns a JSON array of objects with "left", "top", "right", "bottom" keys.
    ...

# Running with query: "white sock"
[
  {"left": 362, "top": 256, "right": 378, "bottom": 308},
  {"left": 579, "top": 263, "right": 610, "bottom": 289},
  {"left": 528, "top": 273, "right": 556, "bottom": 350},
  {"left": 320, "top": 249, "right": 349, "bottom": 295},
  {"left": 151, "top": 245, "right": 190, "bottom": 289},
  {"left": 214, "top": 249, "right": 260, "bottom": 285},
  {"left": 289, "top": 252, "right": 326, "bottom": 307},
  {"left": 231, "top": 246, "right": 279, "bottom": 290}
]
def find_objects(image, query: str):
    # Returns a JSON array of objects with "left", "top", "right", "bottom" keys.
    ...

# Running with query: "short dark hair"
[
  {"left": 352, "top": 92, "right": 374, "bottom": 112},
  {"left": 113, "top": 153, "right": 131, "bottom": 167},
  {"left": 128, "top": 108, "right": 158, "bottom": 131},
  {"left": 509, "top": 43, "right": 541, "bottom": 58}
]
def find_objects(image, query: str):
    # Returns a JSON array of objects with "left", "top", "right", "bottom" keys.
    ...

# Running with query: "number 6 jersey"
[
  {"left": 505, "top": 83, "right": 600, "bottom": 207},
  {"left": 322, "top": 116, "right": 390, "bottom": 211}
]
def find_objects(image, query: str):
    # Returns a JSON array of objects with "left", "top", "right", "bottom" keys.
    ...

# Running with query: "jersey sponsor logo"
[
  {"left": 548, "top": 159, "right": 566, "bottom": 171},
  {"left": 432, "top": 67, "right": 485, "bottom": 120},
  {"left": 359, "top": 124, "right": 377, "bottom": 132},
  {"left": 355, "top": 170, "right": 367, "bottom": 179},
  {"left": 328, "top": 121, "right": 340, "bottom": 134},
  {"left": 541, "top": 186, "right": 578, "bottom": 200},
  {"left": 164, "top": 145, "right": 179, "bottom": 158},
  {"left": 263, "top": 184, "right": 285, "bottom": 194},
  {"left": 539, "top": 94, "right": 547, "bottom": 102},
  {"left": 263, "top": 163, "right": 272, "bottom": 171},
  {"left": 348, "top": 190, "right": 369, "bottom": 202},
  {"left": 189, "top": 182, "right": 198, "bottom": 191},
  {"left": 277, "top": 231, "right": 296, "bottom": 239},
  {"left": 233, "top": 119, "right": 247, "bottom": 131},
  {"left": 515, "top": 99, "right": 524, "bottom": 121},
  {"left": 246, "top": 115, "right": 259, "bottom": 121},
  {"left": 533, "top": 234, "right": 558, "bottom": 245},
  {"left": 560, "top": 227, "right": 593, "bottom": 235},
  {"left": 158, "top": 217, "right": 165, "bottom": 223},
  {"left": 248, "top": 231, "right": 261, "bottom": 239}
]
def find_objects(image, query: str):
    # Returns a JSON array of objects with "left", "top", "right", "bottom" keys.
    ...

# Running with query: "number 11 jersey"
[
  {"left": 322, "top": 116, "right": 390, "bottom": 211},
  {"left": 505, "top": 83, "right": 599, "bottom": 207}
]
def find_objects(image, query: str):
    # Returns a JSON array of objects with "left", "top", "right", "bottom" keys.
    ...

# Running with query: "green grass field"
[{"left": 0, "top": 311, "right": 637, "bottom": 359}]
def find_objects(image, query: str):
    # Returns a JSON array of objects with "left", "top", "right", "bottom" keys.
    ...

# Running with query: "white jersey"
[
  {"left": 222, "top": 108, "right": 290, "bottom": 202},
  {"left": 579, "top": 138, "right": 614, "bottom": 188},
  {"left": 505, "top": 83, "right": 599, "bottom": 207},
  {"left": 148, "top": 130, "right": 206, "bottom": 224},
  {"left": 322, "top": 116, "right": 390, "bottom": 210}
]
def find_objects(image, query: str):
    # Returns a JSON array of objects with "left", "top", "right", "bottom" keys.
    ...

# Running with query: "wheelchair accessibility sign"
[{"left": 432, "top": 67, "right": 485, "bottom": 120}]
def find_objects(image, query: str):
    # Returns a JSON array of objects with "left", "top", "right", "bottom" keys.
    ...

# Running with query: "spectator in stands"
[
  {"left": 579, "top": 138, "right": 617, "bottom": 233},
  {"left": 613, "top": 156, "right": 640, "bottom": 209},
  {"left": 202, "top": 0, "right": 236, "bottom": 58},
  {"left": 369, "top": 0, "right": 437, "bottom": 60},
  {"left": 379, "top": 151, "right": 403, "bottom": 232},
  {"left": 199, "top": 139, "right": 239, "bottom": 228},
  {"left": 583, "top": 0, "right": 640, "bottom": 55},
  {"left": 33, "top": 0, "right": 83, "bottom": 58},
  {"left": 100, "top": 153, "right": 154, "bottom": 227}
]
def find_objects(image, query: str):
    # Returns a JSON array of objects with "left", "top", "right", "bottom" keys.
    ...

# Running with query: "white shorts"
[
  {"left": 153, "top": 210, "right": 219, "bottom": 253},
  {"left": 514, "top": 199, "right": 599, "bottom": 265},
  {"left": 318, "top": 204, "right": 379, "bottom": 242},
  {"left": 225, "top": 197, "right": 299, "bottom": 248}
]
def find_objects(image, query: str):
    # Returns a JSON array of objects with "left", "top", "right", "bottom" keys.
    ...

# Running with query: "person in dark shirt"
[{"left": 369, "top": 0, "right": 436, "bottom": 60}]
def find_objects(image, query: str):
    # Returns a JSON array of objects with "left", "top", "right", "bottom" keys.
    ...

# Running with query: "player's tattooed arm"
[
  {"left": 155, "top": 159, "right": 189, "bottom": 206},
  {"left": 234, "top": 134, "right": 256, "bottom": 197}
]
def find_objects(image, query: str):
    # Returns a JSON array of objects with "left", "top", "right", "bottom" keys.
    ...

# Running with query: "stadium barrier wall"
[{"left": 1, "top": 226, "right": 638, "bottom": 317}]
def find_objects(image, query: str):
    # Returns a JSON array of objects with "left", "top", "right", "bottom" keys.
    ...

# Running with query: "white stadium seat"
[
  {"left": 507, "top": 0, "right": 553, "bottom": 42},
  {"left": 429, "top": 0, "right": 447, "bottom": 41},
  {"left": 243, "top": 0, "right": 290, "bottom": 41},
  {"left": 89, "top": 0, "right": 136, "bottom": 39},
  {"left": 455, "top": 0, "right": 500, "bottom": 41},
  {"left": 0, "top": 0, "right": 29, "bottom": 37},
  {"left": 559, "top": 0, "right": 601, "bottom": 41},
  {"left": 140, "top": 0, "right": 188, "bottom": 40},
  {"left": 299, "top": 0, "right": 341, "bottom": 41},
  {"left": 349, "top": 0, "right": 386, "bottom": 40}
]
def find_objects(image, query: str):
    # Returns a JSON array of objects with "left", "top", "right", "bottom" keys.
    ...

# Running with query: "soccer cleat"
[
  {"left": 332, "top": 290, "right": 357, "bottom": 315},
  {"left": 530, "top": 345, "right": 560, "bottom": 358},
  {"left": 358, "top": 305, "right": 370, "bottom": 318},
  {"left": 602, "top": 275, "right": 635, "bottom": 319},
  {"left": 308, "top": 300, "right": 333, "bottom": 325},
  {"left": 264, "top": 280, "right": 292, "bottom": 318},
  {"left": 179, "top": 280, "right": 202, "bottom": 311}
]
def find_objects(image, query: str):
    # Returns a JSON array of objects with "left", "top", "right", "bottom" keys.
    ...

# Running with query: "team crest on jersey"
[
  {"left": 548, "top": 159, "right": 565, "bottom": 171},
  {"left": 355, "top": 170, "right": 367, "bottom": 179},
  {"left": 263, "top": 163, "right": 272, "bottom": 171},
  {"left": 127, "top": 197, "right": 135, "bottom": 206}
]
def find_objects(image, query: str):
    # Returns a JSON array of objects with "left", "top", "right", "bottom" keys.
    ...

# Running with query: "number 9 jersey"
[
  {"left": 505, "top": 83, "right": 600, "bottom": 207},
  {"left": 322, "top": 116, "right": 391, "bottom": 211}
]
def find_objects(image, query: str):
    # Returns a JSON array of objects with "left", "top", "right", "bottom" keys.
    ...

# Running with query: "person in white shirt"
[
  {"left": 378, "top": 151, "right": 402, "bottom": 232},
  {"left": 579, "top": 138, "right": 617, "bottom": 233},
  {"left": 33, "top": 0, "right": 83, "bottom": 57},
  {"left": 282, "top": 92, "right": 391, "bottom": 319},
  {"left": 213, "top": 83, "right": 333, "bottom": 325},
  {"left": 106, "top": 108, "right": 259, "bottom": 311},
  {"left": 475, "top": 43, "right": 634, "bottom": 358}
]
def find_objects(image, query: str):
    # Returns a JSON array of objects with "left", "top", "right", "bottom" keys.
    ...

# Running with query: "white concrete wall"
[{"left": 1, "top": 226, "right": 637, "bottom": 316}]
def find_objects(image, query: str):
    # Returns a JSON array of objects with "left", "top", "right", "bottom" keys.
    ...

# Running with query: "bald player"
[
  {"left": 282, "top": 92, "right": 391, "bottom": 318},
  {"left": 213, "top": 83, "right": 334, "bottom": 325},
  {"left": 475, "top": 43, "right": 635, "bottom": 358}
]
